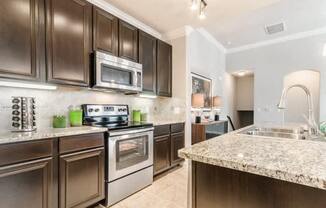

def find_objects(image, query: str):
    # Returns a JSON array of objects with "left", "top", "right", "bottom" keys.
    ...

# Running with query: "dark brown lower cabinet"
[
  {"left": 171, "top": 132, "right": 185, "bottom": 166},
  {"left": 154, "top": 135, "right": 171, "bottom": 175},
  {"left": 154, "top": 123, "right": 185, "bottom": 176},
  {"left": 0, "top": 157, "right": 53, "bottom": 208},
  {"left": 59, "top": 147, "right": 105, "bottom": 208},
  {"left": 0, "top": 133, "right": 105, "bottom": 208}
]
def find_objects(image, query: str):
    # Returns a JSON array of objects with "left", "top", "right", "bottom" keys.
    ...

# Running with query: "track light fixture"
[
  {"left": 190, "top": 0, "right": 198, "bottom": 10},
  {"left": 190, "top": 0, "right": 207, "bottom": 19},
  {"left": 199, "top": 0, "right": 207, "bottom": 20}
]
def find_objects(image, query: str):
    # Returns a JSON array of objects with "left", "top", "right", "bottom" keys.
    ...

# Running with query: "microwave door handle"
[{"left": 133, "top": 71, "right": 137, "bottom": 87}]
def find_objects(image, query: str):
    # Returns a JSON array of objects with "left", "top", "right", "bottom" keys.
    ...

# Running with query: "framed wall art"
[{"left": 191, "top": 73, "right": 212, "bottom": 110}]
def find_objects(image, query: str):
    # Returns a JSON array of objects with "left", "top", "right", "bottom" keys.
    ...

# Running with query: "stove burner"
[{"left": 82, "top": 104, "right": 153, "bottom": 130}]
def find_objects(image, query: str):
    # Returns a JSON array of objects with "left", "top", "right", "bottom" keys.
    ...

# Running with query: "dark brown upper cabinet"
[
  {"left": 0, "top": 0, "right": 45, "bottom": 81},
  {"left": 118, "top": 20, "right": 138, "bottom": 62},
  {"left": 157, "top": 40, "right": 172, "bottom": 97},
  {"left": 139, "top": 30, "right": 157, "bottom": 94},
  {"left": 46, "top": 0, "right": 92, "bottom": 86},
  {"left": 93, "top": 6, "right": 118, "bottom": 55},
  {"left": 153, "top": 123, "right": 184, "bottom": 176}
]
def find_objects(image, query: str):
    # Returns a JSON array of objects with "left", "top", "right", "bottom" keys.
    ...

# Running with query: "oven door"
[
  {"left": 95, "top": 51, "right": 142, "bottom": 92},
  {"left": 108, "top": 128, "right": 153, "bottom": 182}
]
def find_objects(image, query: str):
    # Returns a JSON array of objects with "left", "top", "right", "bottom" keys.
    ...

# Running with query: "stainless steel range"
[{"left": 82, "top": 104, "right": 153, "bottom": 206}]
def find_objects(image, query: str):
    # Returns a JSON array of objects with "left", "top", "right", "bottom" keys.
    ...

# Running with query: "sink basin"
[{"left": 239, "top": 126, "right": 307, "bottom": 140}]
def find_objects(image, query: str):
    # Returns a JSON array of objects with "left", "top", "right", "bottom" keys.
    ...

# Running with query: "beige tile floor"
[{"left": 108, "top": 164, "right": 188, "bottom": 208}]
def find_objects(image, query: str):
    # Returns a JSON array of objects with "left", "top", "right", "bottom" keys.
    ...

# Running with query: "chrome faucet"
[{"left": 277, "top": 84, "right": 318, "bottom": 136}]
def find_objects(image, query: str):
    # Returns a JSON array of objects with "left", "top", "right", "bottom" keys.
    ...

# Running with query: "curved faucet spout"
[{"left": 277, "top": 84, "right": 318, "bottom": 136}]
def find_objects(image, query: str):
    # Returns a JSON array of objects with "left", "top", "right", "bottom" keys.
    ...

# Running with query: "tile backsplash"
[{"left": 0, "top": 86, "right": 186, "bottom": 130}]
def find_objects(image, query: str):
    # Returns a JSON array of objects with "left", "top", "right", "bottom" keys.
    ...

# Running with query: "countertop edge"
[
  {"left": 178, "top": 148, "right": 326, "bottom": 191},
  {"left": 152, "top": 121, "right": 185, "bottom": 126},
  {"left": 0, "top": 127, "right": 108, "bottom": 145}
]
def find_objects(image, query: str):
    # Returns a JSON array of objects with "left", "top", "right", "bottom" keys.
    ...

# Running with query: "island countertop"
[{"left": 179, "top": 128, "right": 326, "bottom": 190}]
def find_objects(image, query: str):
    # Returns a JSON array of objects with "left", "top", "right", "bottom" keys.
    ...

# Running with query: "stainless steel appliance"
[
  {"left": 93, "top": 51, "right": 143, "bottom": 93},
  {"left": 11, "top": 97, "right": 36, "bottom": 132},
  {"left": 82, "top": 104, "right": 153, "bottom": 206}
]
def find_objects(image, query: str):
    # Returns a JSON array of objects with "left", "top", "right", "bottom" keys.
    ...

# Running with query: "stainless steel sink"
[{"left": 238, "top": 126, "right": 307, "bottom": 140}]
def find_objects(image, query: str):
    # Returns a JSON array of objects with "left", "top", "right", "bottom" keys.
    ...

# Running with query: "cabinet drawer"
[
  {"left": 171, "top": 123, "right": 184, "bottom": 133},
  {"left": 0, "top": 140, "right": 53, "bottom": 166},
  {"left": 59, "top": 133, "right": 105, "bottom": 154},
  {"left": 154, "top": 125, "right": 170, "bottom": 137}
]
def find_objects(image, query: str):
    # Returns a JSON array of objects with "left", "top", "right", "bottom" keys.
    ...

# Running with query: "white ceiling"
[{"left": 104, "top": 0, "right": 326, "bottom": 49}]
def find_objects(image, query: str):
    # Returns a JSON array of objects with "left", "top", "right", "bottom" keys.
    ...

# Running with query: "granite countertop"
[
  {"left": 179, "top": 128, "right": 326, "bottom": 190},
  {"left": 151, "top": 120, "right": 185, "bottom": 126},
  {"left": 0, "top": 126, "right": 108, "bottom": 145}
]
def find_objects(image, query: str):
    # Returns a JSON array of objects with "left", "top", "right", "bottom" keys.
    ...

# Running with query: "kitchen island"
[{"left": 179, "top": 127, "right": 326, "bottom": 208}]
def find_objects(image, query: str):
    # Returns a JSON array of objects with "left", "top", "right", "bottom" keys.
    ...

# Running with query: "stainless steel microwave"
[{"left": 93, "top": 51, "right": 142, "bottom": 92}]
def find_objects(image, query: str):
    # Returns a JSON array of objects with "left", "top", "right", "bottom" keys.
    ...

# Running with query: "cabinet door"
[
  {"left": 171, "top": 132, "right": 185, "bottom": 166},
  {"left": 59, "top": 147, "right": 104, "bottom": 208},
  {"left": 0, "top": 0, "right": 44, "bottom": 80},
  {"left": 157, "top": 40, "right": 172, "bottom": 97},
  {"left": 139, "top": 30, "right": 157, "bottom": 94},
  {"left": 93, "top": 7, "right": 118, "bottom": 55},
  {"left": 0, "top": 158, "right": 52, "bottom": 208},
  {"left": 154, "top": 135, "right": 170, "bottom": 175},
  {"left": 119, "top": 20, "right": 138, "bottom": 62},
  {"left": 46, "top": 0, "right": 92, "bottom": 86}
]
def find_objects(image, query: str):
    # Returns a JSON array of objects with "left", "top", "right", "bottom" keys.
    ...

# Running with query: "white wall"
[
  {"left": 168, "top": 28, "right": 228, "bottom": 145},
  {"left": 224, "top": 73, "right": 238, "bottom": 129},
  {"left": 186, "top": 29, "right": 227, "bottom": 119},
  {"left": 236, "top": 75, "right": 254, "bottom": 111},
  {"left": 227, "top": 33, "right": 326, "bottom": 125},
  {"left": 170, "top": 36, "right": 191, "bottom": 147}
]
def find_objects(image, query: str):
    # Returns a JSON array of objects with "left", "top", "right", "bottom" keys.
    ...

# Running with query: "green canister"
[
  {"left": 53, "top": 116, "right": 67, "bottom": 128},
  {"left": 132, "top": 110, "right": 141, "bottom": 122},
  {"left": 69, "top": 109, "right": 83, "bottom": 127}
]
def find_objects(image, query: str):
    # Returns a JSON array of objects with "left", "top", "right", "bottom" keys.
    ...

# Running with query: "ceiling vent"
[{"left": 265, "top": 22, "right": 285, "bottom": 35}]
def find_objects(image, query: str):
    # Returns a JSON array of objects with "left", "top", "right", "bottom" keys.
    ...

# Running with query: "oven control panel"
[{"left": 82, "top": 104, "right": 129, "bottom": 117}]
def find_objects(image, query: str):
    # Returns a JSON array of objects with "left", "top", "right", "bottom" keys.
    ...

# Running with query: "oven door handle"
[{"left": 109, "top": 127, "right": 154, "bottom": 137}]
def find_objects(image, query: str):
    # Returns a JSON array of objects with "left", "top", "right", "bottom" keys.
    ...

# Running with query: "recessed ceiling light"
[
  {"left": 227, "top": 41, "right": 232, "bottom": 45},
  {"left": 233, "top": 70, "right": 252, "bottom": 77}
]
